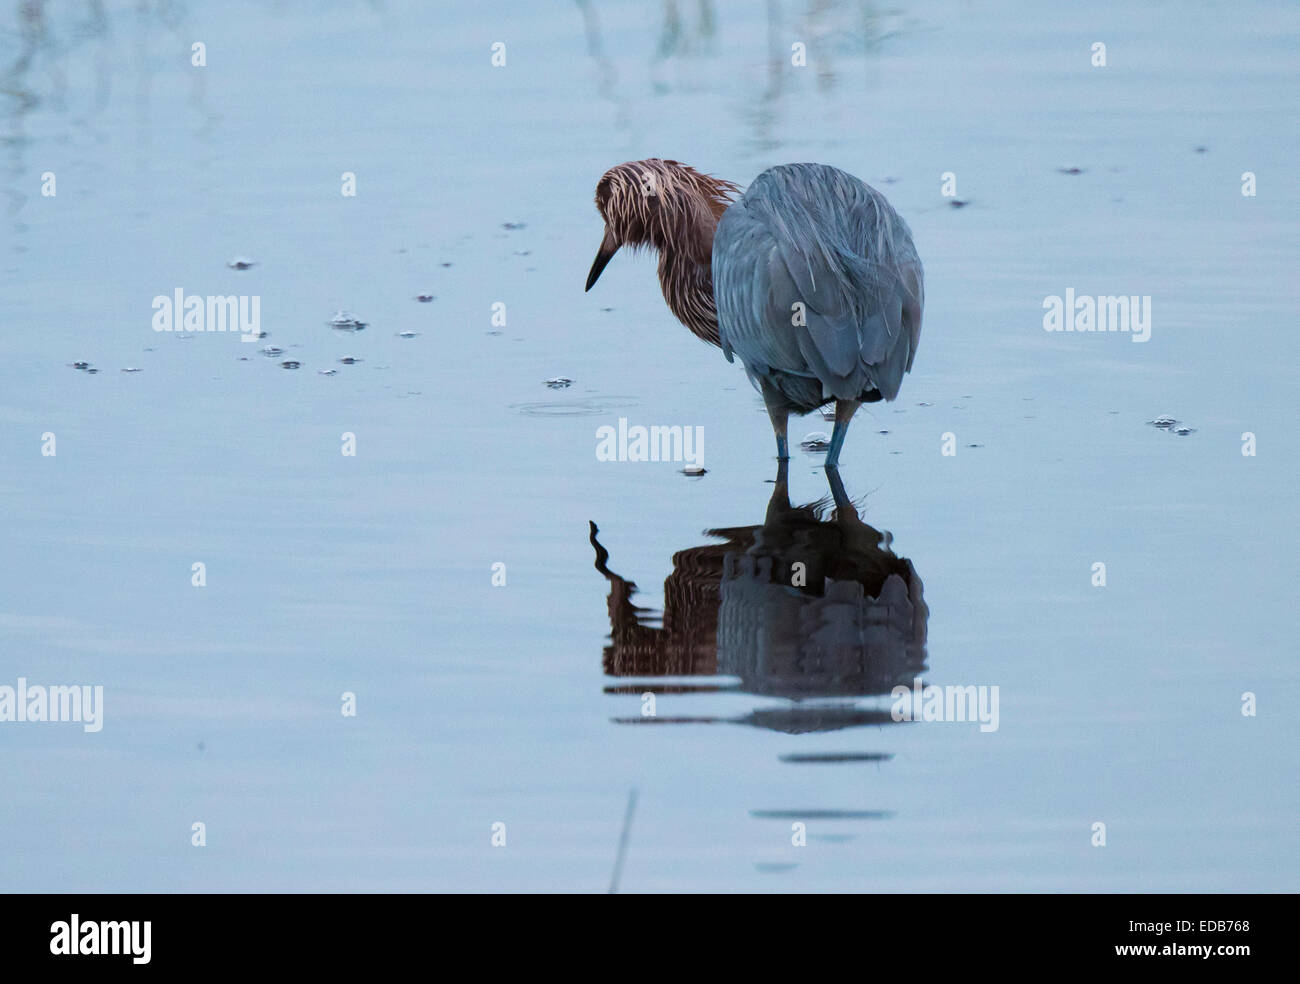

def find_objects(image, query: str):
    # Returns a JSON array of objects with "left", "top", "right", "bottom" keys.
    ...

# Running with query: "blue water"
[{"left": 1, "top": 0, "right": 1297, "bottom": 891}]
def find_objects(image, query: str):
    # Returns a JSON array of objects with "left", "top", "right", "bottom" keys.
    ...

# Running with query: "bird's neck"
[{"left": 658, "top": 245, "right": 720, "bottom": 348}]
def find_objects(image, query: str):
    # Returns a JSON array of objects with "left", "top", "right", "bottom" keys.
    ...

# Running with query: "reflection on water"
[
  {"left": 1, "top": 0, "right": 214, "bottom": 245},
  {"left": 591, "top": 465, "right": 927, "bottom": 735},
  {"left": 577, "top": 0, "right": 910, "bottom": 149}
]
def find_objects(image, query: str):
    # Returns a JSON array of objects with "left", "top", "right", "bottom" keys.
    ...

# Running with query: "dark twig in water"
[{"left": 608, "top": 788, "right": 638, "bottom": 894}]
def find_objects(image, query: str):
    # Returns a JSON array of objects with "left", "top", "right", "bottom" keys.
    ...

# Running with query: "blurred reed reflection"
[
  {"left": 1, "top": 0, "right": 213, "bottom": 242},
  {"left": 577, "top": 0, "right": 906, "bottom": 149}
]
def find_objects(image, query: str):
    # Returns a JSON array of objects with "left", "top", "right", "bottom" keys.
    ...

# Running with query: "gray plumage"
[{"left": 713, "top": 163, "right": 924, "bottom": 411}]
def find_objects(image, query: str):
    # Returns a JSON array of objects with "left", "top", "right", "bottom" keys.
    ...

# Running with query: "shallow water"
[{"left": 1, "top": 0, "right": 1297, "bottom": 891}]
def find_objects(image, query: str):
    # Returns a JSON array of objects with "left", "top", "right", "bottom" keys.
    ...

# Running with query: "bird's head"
[{"left": 585, "top": 158, "right": 740, "bottom": 291}]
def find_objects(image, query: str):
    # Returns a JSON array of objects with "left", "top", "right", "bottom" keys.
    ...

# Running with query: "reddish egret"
[{"left": 586, "top": 159, "right": 924, "bottom": 468}]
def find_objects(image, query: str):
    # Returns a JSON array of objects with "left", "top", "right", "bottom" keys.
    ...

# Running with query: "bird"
[{"left": 585, "top": 158, "right": 924, "bottom": 468}]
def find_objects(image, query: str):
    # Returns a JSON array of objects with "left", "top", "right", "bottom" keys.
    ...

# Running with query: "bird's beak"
[{"left": 585, "top": 227, "right": 619, "bottom": 292}]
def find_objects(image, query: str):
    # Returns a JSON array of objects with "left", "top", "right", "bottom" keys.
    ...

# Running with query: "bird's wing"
[
  {"left": 714, "top": 164, "right": 924, "bottom": 401},
  {"left": 713, "top": 201, "right": 809, "bottom": 375}
]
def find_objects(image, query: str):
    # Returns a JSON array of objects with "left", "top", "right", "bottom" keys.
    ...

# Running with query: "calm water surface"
[{"left": 1, "top": 0, "right": 1297, "bottom": 891}]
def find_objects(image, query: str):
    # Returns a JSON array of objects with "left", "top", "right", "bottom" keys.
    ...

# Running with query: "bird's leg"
[
  {"left": 765, "top": 456, "right": 791, "bottom": 524},
  {"left": 824, "top": 399, "right": 860, "bottom": 468},
  {"left": 760, "top": 384, "right": 790, "bottom": 460},
  {"left": 824, "top": 466, "right": 885, "bottom": 553},
  {"left": 824, "top": 463, "right": 853, "bottom": 514}
]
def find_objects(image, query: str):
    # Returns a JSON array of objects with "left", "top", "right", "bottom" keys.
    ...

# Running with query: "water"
[{"left": 1, "top": 0, "right": 1297, "bottom": 892}]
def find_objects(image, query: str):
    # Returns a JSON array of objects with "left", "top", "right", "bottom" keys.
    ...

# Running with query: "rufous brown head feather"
[{"left": 585, "top": 158, "right": 740, "bottom": 291}]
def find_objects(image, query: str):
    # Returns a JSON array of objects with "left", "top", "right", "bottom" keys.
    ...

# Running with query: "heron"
[{"left": 585, "top": 158, "right": 924, "bottom": 468}]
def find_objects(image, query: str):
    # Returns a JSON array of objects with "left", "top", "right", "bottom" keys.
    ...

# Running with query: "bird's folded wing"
[
  {"left": 714, "top": 170, "right": 924, "bottom": 401},
  {"left": 713, "top": 202, "right": 809, "bottom": 376}
]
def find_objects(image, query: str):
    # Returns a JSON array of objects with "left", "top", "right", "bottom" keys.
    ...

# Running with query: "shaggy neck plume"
[
  {"left": 595, "top": 158, "right": 739, "bottom": 349},
  {"left": 658, "top": 235, "right": 722, "bottom": 348}
]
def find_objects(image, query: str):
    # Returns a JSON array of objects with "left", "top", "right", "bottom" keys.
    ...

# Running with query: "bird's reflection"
[{"left": 591, "top": 464, "right": 927, "bottom": 734}]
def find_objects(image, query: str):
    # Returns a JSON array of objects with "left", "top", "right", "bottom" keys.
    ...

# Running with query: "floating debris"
[
  {"left": 1058, "top": 166, "right": 1084, "bottom": 175},
  {"left": 280, "top": 361, "right": 301, "bottom": 370},
  {"left": 86, "top": 368, "right": 99, "bottom": 374},
  {"left": 318, "top": 368, "right": 337, "bottom": 376},
  {"left": 545, "top": 377, "right": 573, "bottom": 389},
  {"left": 121, "top": 367, "right": 141, "bottom": 373},
  {"left": 260, "top": 346, "right": 284, "bottom": 357},
  {"left": 878, "top": 430, "right": 889, "bottom": 435},
  {"left": 682, "top": 465, "right": 707, "bottom": 477},
  {"left": 800, "top": 432, "right": 831, "bottom": 451},
  {"left": 415, "top": 294, "right": 435, "bottom": 303},
  {"left": 338, "top": 356, "right": 363, "bottom": 365},
  {"left": 328, "top": 310, "right": 368, "bottom": 331},
  {"left": 440, "top": 262, "right": 452, "bottom": 267},
  {"left": 949, "top": 199, "right": 969, "bottom": 208},
  {"left": 227, "top": 256, "right": 256, "bottom": 270},
  {"left": 916, "top": 401, "right": 933, "bottom": 407},
  {"left": 1147, "top": 414, "right": 1196, "bottom": 435},
  {"left": 397, "top": 331, "right": 419, "bottom": 338},
  {"left": 502, "top": 222, "right": 526, "bottom": 230},
  {"left": 1193, "top": 145, "right": 1208, "bottom": 154}
]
